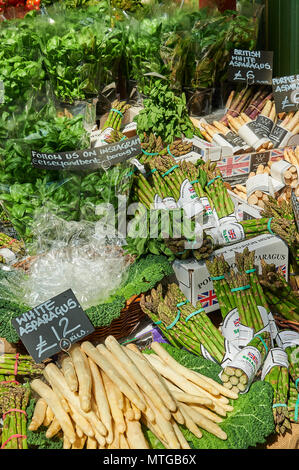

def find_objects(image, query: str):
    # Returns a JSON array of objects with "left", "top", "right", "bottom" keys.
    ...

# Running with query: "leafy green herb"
[{"left": 134, "top": 80, "right": 196, "bottom": 144}]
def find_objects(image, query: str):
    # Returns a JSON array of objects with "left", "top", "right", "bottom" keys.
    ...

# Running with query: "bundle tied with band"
[{"left": 261, "top": 347, "right": 291, "bottom": 434}]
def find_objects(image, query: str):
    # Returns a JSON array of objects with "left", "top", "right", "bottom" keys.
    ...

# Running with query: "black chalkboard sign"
[
  {"left": 272, "top": 75, "right": 299, "bottom": 114},
  {"left": 12, "top": 289, "right": 95, "bottom": 363},
  {"left": 228, "top": 49, "right": 273, "bottom": 85},
  {"left": 31, "top": 136, "right": 142, "bottom": 171}
]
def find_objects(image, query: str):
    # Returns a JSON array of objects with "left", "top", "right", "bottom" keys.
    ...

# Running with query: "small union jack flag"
[
  {"left": 228, "top": 229, "right": 237, "bottom": 240},
  {"left": 217, "top": 154, "right": 250, "bottom": 178},
  {"left": 270, "top": 149, "right": 285, "bottom": 161},
  {"left": 233, "top": 319, "right": 240, "bottom": 327},
  {"left": 248, "top": 352, "right": 258, "bottom": 365},
  {"left": 197, "top": 290, "right": 218, "bottom": 308},
  {"left": 276, "top": 264, "right": 287, "bottom": 279}
]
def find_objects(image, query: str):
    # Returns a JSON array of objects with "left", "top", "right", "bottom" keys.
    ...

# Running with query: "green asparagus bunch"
[
  {"left": 104, "top": 129, "right": 127, "bottom": 144},
  {"left": 287, "top": 380, "right": 299, "bottom": 424},
  {"left": 102, "top": 100, "right": 131, "bottom": 131},
  {"left": 207, "top": 248, "right": 273, "bottom": 331},
  {"left": 0, "top": 378, "right": 30, "bottom": 449},
  {"left": 192, "top": 235, "right": 215, "bottom": 261},
  {"left": 259, "top": 260, "right": 299, "bottom": 323},
  {"left": 153, "top": 154, "right": 190, "bottom": 203},
  {"left": 179, "top": 160, "right": 208, "bottom": 199},
  {"left": 285, "top": 345, "right": 299, "bottom": 392},
  {"left": 139, "top": 134, "right": 163, "bottom": 165},
  {"left": 226, "top": 269, "right": 265, "bottom": 333},
  {"left": 235, "top": 248, "right": 272, "bottom": 319},
  {"left": 179, "top": 159, "right": 215, "bottom": 221},
  {"left": 0, "top": 354, "right": 45, "bottom": 376},
  {"left": 222, "top": 331, "right": 271, "bottom": 394},
  {"left": 140, "top": 283, "right": 226, "bottom": 363},
  {"left": 264, "top": 364, "right": 291, "bottom": 434},
  {"left": 206, "top": 254, "right": 236, "bottom": 319},
  {"left": 132, "top": 164, "right": 174, "bottom": 208}
]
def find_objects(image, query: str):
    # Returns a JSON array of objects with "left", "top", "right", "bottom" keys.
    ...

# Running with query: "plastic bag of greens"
[
  {"left": 124, "top": 16, "right": 167, "bottom": 97},
  {"left": 0, "top": 100, "right": 89, "bottom": 242},
  {"left": 0, "top": 175, "right": 82, "bottom": 244},
  {"left": 190, "top": 12, "right": 258, "bottom": 91},
  {"left": 38, "top": 11, "right": 104, "bottom": 104},
  {"left": 0, "top": 101, "right": 89, "bottom": 187},
  {"left": 22, "top": 211, "right": 130, "bottom": 310}
]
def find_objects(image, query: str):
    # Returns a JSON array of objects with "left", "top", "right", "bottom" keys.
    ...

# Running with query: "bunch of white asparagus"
[{"left": 29, "top": 338, "right": 238, "bottom": 449}]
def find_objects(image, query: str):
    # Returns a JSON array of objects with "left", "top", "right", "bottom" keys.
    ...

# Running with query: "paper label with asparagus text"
[
  {"left": 212, "top": 133, "right": 243, "bottom": 153},
  {"left": 238, "top": 122, "right": 270, "bottom": 150},
  {"left": 220, "top": 339, "right": 241, "bottom": 369},
  {"left": 268, "top": 312, "right": 280, "bottom": 344},
  {"left": 261, "top": 348, "right": 289, "bottom": 380},
  {"left": 218, "top": 132, "right": 250, "bottom": 151},
  {"left": 246, "top": 174, "right": 270, "bottom": 198},
  {"left": 200, "top": 344, "right": 218, "bottom": 364},
  {"left": 269, "top": 125, "right": 289, "bottom": 147},
  {"left": 221, "top": 308, "right": 240, "bottom": 346},
  {"left": 219, "top": 221, "right": 245, "bottom": 245},
  {"left": 222, "top": 345, "right": 262, "bottom": 393},
  {"left": 270, "top": 159, "right": 293, "bottom": 184},
  {"left": 200, "top": 197, "right": 217, "bottom": 229},
  {"left": 177, "top": 179, "right": 204, "bottom": 218},
  {"left": 162, "top": 197, "right": 178, "bottom": 210},
  {"left": 254, "top": 306, "right": 274, "bottom": 346},
  {"left": 238, "top": 123, "right": 261, "bottom": 148},
  {"left": 218, "top": 214, "right": 238, "bottom": 225},
  {"left": 153, "top": 194, "right": 166, "bottom": 210},
  {"left": 238, "top": 323, "right": 254, "bottom": 348},
  {"left": 276, "top": 330, "right": 299, "bottom": 350},
  {"left": 255, "top": 115, "right": 275, "bottom": 137}
]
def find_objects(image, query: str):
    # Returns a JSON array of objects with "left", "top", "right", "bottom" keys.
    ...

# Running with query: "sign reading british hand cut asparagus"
[
  {"left": 228, "top": 49, "right": 273, "bottom": 85},
  {"left": 272, "top": 75, "right": 299, "bottom": 114},
  {"left": 31, "top": 136, "right": 142, "bottom": 171},
  {"left": 11, "top": 289, "right": 95, "bottom": 363}
]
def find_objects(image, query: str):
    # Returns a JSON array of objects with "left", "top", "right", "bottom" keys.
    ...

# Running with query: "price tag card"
[
  {"left": 272, "top": 75, "right": 299, "bottom": 114},
  {"left": 228, "top": 49, "right": 273, "bottom": 85},
  {"left": 12, "top": 289, "right": 95, "bottom": 363},
  {"left": 31, "top": 135, "right": 141, "bottom": 171}
]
